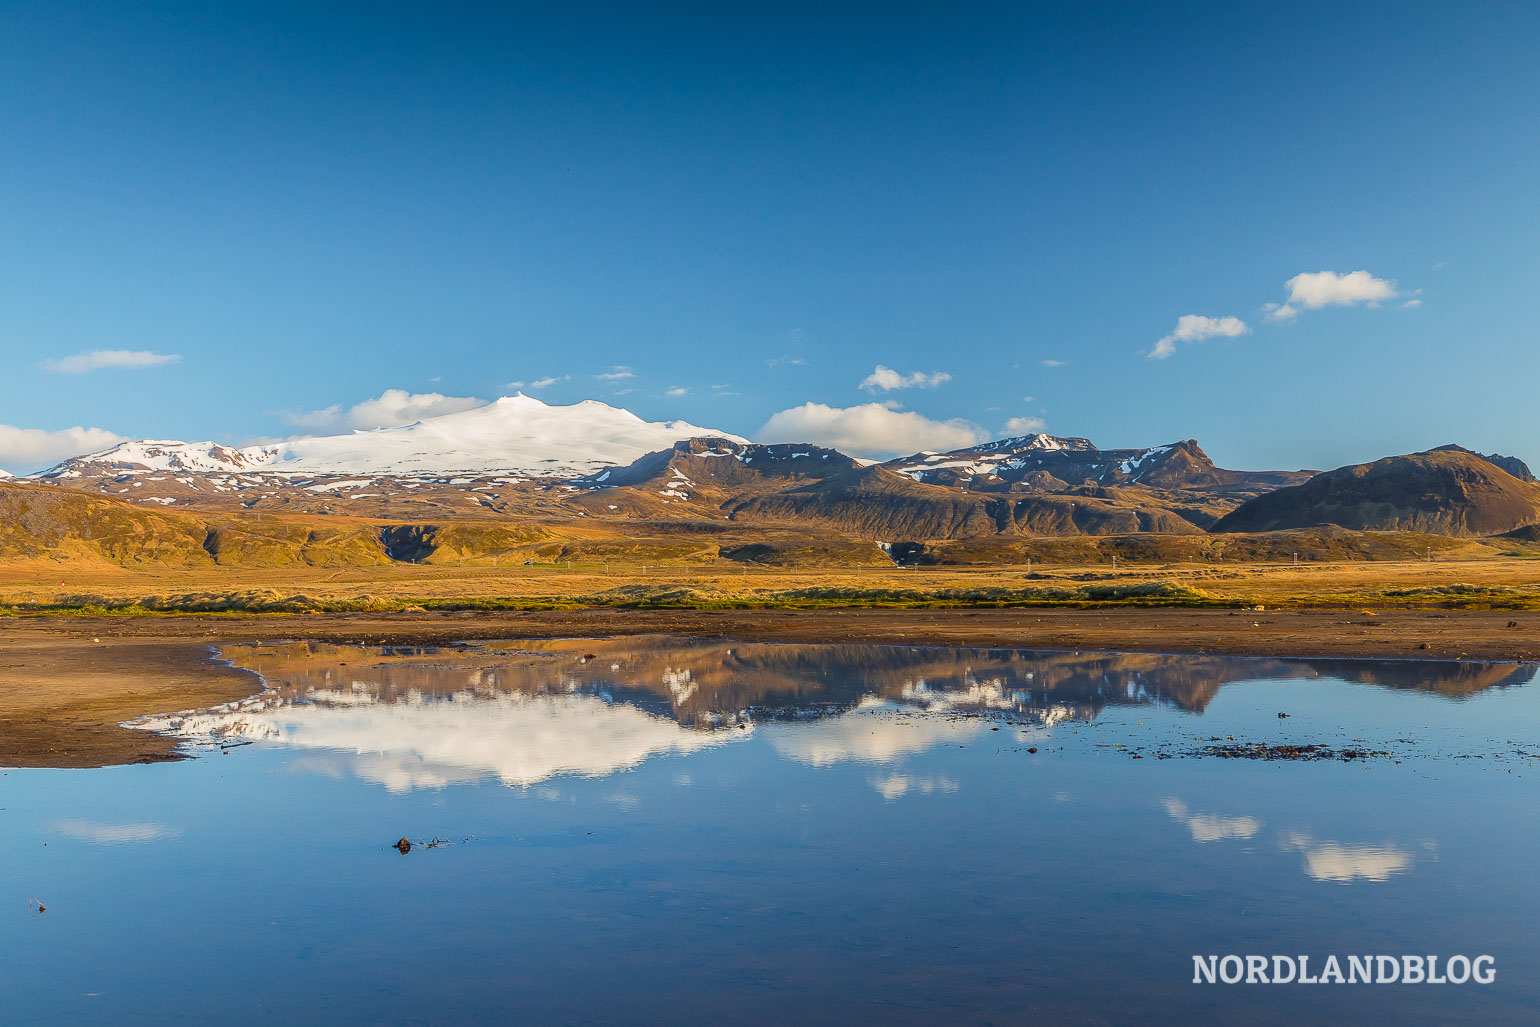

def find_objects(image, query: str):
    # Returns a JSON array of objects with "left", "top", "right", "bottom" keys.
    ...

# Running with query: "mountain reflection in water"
[{"left": 131, "top": 639, "right": 1536, "bottom": 792}]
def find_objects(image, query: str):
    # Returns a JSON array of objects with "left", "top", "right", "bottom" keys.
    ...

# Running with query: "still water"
[{"left": 4, "top": 638, "right": 1539, "bottom": 1024}]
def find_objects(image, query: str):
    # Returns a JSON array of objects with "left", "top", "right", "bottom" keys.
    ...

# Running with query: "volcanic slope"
[
  {"left": 1214, "top": 447, "right": 1540, "bottom": 537},
  {"left": 38, "top": 395, "right": 743, "bottom": 487},
  {"left": 0, "top": 479, "right": 411, "bottom": 568},
  {"left": 569, "top": 437, "right": 1210, "bottom": 540},
  {"left": 884, "top": 435, "right": 1311, "bottom": 495}
]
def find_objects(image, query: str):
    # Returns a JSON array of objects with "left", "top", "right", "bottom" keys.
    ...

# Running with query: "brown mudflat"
[{"left": 2, "top": 607, "right": 1536, "bottom": 768}]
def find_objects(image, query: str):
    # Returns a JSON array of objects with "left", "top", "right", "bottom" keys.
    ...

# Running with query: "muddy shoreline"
[{"left": 3, "top": 606, "right": 1536, "bottom": 768}]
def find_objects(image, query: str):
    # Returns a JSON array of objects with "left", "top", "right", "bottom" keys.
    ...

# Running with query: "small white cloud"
[
  {"left": 277, "top": 405, "right": 342, "bottom": 429},
  {"left": 508, "top": 375, "right": 567, "bottom": 390},
  {"left": 1003, "top": 416, "right": 1046, "bottom": 435},
  {"left": 0, "top": 424, "right": 130, "bottom": 471},
  {"left": 611, "top": 387, "right": 634, "bottom": 396},
  {"left": 597, "top": 365, "right": 635, "bottom": 381},
  {"left": 344, "top": 389, "right": 485, "bottom": 429},
  {"left": 40, "top": 350, "right": 181, "bottom": 374},
  {"left": 859, "top": 365, "right": 951, "bottom": 391},
  {"left": 766, "top": 355, "right": 807, "bottom": 369},
  {"left": 1279, "top": 269, "right": 1399, "bottom": 312},
  {"left": 665, "top": 386, "right": 688, "bottom": 398},
  {"left": 1040, "top": 359, "right": 1067, "bottom": 368},
  {"left": 280, "top": 389, "right": 490, "bottom": 432},
  {"left": 1149, "top": 314, "right": 1249, "bottom": 360},
  {"left": 758, "top": 402, "right": 987, "bottom": 459},
  {"left": 1401, "top": 298, "right": 1422, "bottom": 309}
]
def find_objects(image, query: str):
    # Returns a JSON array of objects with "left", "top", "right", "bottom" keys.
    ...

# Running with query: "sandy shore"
[{"left": 3, "top": 607, "right": 1536, "bottom": 767}]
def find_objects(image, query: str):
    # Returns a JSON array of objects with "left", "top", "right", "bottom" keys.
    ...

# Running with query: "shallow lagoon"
[{"left": 4, "top": 639, "right": 1539, "bottom": 1024}]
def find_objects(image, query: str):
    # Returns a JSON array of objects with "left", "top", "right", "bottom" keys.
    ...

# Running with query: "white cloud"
[
  {"left": 281, "top": 389, "right": 487, "bottom": 432},
  {"left": 665, "top": 386, "right": 688, "bottom": 398},
  {"left": 507, "top": 375, "right": 567, "bottom": 390},
  {"left": 858, "top": 365, "right": 951, "bottom": 391},
  {"left": 757, "top": 402, "right": 988, "bottom": 458},
  {"left": 1003, "top": 416, "right": 1046, "bottom": 435},
  {"left": 278, "top": 405, "right": 342, "bottom": 429},
  {"left": 1149, "top": 314, "right": 1249, "bottom": 359},
  {"left": 766, "top": 355, "right": 806, "bottom": 368},
  {"left": 1040, "top": 359, "right": 1067, "bottom": 368},
  {"left": 344, "top": 389, "right": 485, "bottom": 429},
  {"left": 1401, "top": 298, "right": 1422, "bottom": 309},
  {"left": 0, "top": 424, "right": 129, "bottom": 471},
  {"left": 1274, "top": 270, "right": 1399, "bottom": 317},
  {"left": 40, "top": 350, "right": 181, "bottom": 374},
  {"left": 597, "top": 365, "right": 635, "bottom": 381}
]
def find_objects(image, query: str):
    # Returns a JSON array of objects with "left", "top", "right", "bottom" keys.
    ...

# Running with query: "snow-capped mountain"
[
  {"left": 39, "top": 395, "right": 745, "bottom": 482},
  {"left": 884, "top": 434, "right": 1308, "bottom": 492}
]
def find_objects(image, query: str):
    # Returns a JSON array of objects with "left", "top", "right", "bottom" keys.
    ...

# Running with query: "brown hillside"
[
  {"left": 0, "top": 480, "right": 214, "bottom": 566},
  {"left": 1215, "top": 448, "right": 1540, "bottom": 537}
]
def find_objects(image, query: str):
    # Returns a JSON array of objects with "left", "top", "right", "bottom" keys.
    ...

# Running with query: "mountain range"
[
  {"left": 39, "top": 395, "right": 738, "bottom": 481},
  {"left": 5, "top": 395, "right": 1538, "bottom": 568}
]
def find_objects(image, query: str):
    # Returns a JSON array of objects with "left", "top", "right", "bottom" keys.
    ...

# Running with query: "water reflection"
[
  {"left": 1281, "top": 833, "right": 1418, "bottom": 884},
  {"left": 1158, "top": 795, "right": 1424, "bottom": 884},
  {"left": 1160, "top": 797, "right": 1263, "bottom": 843},
  {"left": 50, "top": 820, "right": 182, "bottom": 845},
  {"left": 13, "top": 639, "right": 1530, "bottom": 1024},
  {"left": 132, "top": 638, "right": 1536, "bottom": 793},
  {"left": 142, "top": 690, "right": 741, "bottom": 792}
]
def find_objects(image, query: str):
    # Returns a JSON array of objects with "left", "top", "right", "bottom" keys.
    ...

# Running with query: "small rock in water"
[{"left": 395, "top": 837, "right": 412, "bottom": 855}]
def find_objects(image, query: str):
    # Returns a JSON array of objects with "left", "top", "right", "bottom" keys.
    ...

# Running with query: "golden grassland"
[{"left": 5, "top": 548, "right": 1540, "bottom": 614}]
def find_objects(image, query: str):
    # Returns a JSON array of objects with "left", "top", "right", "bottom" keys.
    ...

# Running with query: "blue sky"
[{"left": 2, "top": 1, "right": 1537, "bottom": 473}]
